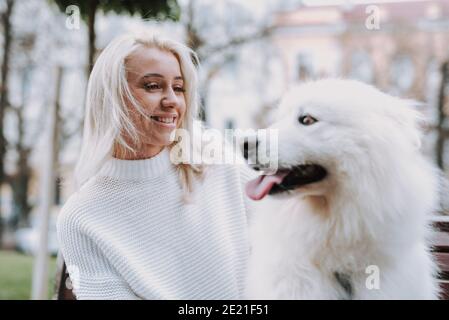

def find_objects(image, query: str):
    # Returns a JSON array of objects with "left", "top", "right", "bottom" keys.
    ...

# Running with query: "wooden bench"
[
  {"left": 54, "top": 216, "right": 449, "bottom": 300},
  {"left": 432, "top": 216, "right": 449, "bottom": 300},
  {"left": 53, "top": 252, "right": 76, "bottom": 300}
]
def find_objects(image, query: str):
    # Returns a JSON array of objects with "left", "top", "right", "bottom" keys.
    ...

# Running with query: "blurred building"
[
  {"left": 265, "top": 0, "right": 449, "bottom": 163},
  {"left": 272, "top": 0, "right": 449, "bottom": 101}
]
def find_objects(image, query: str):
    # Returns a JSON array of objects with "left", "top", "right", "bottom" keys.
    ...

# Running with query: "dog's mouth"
[{"left": 245, "top": 164, "right": 327, "bottom": 201}]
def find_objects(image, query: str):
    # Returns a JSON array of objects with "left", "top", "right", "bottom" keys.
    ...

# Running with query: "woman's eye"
[
  {"left": 145, "top": 83, "right": 160, "bottom": 90},
  {"left": 174, "top": 86, "right": 185, "bottom": 93},
  {"left": 298, "top": 114, "right": 318, "bottom": 125}
]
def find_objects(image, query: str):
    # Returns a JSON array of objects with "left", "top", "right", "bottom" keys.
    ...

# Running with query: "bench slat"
[
  {"left": 439, "top": 281, "right": 449, "bottom": 300},
  {"left": 435, "top": 252, "right": 449, "bottom": 274},
  {"left": 433, "top": 232, "right": 449, "bottom": 253}
]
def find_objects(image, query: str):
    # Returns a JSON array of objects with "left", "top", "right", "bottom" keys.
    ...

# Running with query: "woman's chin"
[{"left": 140, "top": 138, "right": 172, "bottom": 149}]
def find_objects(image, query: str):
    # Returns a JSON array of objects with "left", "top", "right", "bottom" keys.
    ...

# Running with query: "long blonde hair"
[{"left": 74, "top": 32, "right": 203, "bottom": 193}]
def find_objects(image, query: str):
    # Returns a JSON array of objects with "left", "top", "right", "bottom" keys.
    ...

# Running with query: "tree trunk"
[
  {"left": 31, "top": 66, "right": 63, "bottom": 300},
  {"left": 11, "top": 161, "right": 32, "bottom": 229},
  {"left": 436, "top": 61, "right": 448, "bottom": 170},
  {"left": 10, "top": 115, "right": 32, "bottom": 228},
  {"left": 87, "top": 0, "right": 99, "bottom": 74},
  {"left": 184, "top": 0, "right": 207, "bottom": 122},
  {"left": 8, "top": 67, "right": 33, "bottom": 229},
  {"left": 0, "top": 0, "right": 15, "bottom": 248}
]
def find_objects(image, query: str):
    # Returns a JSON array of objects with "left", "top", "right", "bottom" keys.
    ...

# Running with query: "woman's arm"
[{"left": 56, "top": 208, "right": 141, "bottom": 300}]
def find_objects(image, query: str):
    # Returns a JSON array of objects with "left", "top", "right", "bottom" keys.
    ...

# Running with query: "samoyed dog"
[{"left": 243, "top": 79, "right": 440, "bottom": 300}]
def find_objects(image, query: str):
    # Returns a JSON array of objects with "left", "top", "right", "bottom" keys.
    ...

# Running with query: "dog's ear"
[{"left": 388, "top": 98, "right": 426, "bottom": 150}]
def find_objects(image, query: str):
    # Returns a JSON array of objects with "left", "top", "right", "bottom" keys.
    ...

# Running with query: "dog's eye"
[{"left": 298, "top": 114, "right": 317, "bottom": 126}]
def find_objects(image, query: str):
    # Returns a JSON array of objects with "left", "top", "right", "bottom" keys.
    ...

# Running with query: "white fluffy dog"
[{"left": 244, "top": 79, "right": 441, "bottom": 300}]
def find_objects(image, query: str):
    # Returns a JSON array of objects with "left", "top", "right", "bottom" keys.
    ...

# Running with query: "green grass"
[{"left": 0, "top": 250, "right": 57, "bottom": 300}]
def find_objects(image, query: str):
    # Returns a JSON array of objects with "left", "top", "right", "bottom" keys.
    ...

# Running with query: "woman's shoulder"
[
  {"left": 200, "top": 162, "right": 258, "bottom": 194},
  {"left": 57, "top": 177, "right": 110, "bottom": 229},
  {"left": 57, "top": 189, "right": 90, "bottom": 233}
]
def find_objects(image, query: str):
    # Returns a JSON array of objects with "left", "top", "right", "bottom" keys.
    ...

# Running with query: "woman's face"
[{"left": 121, "top": 46, "right": 186, "bottom": 158}]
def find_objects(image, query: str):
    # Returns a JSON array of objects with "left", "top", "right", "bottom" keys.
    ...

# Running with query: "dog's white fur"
[{"left": 245, "top": 79, "right": 440, "bottom": 300}]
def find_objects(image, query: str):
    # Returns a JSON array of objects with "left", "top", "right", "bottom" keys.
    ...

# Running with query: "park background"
[{"left": 0, "top": 0, "right": 448, "bottom": 299}]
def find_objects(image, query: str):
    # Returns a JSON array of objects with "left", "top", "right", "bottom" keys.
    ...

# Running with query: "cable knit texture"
[{"left": 57, "top": 149, "right": 256, "bottom": 300}]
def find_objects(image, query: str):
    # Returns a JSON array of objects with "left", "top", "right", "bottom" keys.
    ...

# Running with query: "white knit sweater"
[{"left": 57, "top": 149, "right": 255, "bottom": 300}]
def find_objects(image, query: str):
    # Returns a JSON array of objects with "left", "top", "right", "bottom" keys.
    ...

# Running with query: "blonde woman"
[{"left": 56, "top": 32, "right": 254, "bottom": 300}]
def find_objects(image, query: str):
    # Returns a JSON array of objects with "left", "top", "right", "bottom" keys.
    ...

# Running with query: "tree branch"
[{"left": 200, "top": 25, "right": 272, "bottom": 59}]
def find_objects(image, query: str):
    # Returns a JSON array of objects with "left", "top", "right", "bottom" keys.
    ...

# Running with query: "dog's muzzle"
[
  {"left": 268, "top": 165, "right": 328, "bottom": 195},
  {"left": 242, "top": 137, "right": 327, "bottom": 200}
]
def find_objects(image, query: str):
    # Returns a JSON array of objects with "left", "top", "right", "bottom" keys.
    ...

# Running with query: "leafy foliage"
[{"left": 50, "top": 0, "right": 180, "bottom": 21}]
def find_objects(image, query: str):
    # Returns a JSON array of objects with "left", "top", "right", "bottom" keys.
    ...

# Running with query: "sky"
[{"left": 302, "top": 0, "right": 431, "bottom": 6}]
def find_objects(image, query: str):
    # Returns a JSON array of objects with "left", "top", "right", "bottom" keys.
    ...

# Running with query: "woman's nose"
[{"left": 161, "top": 88, "right": 178, "bottom": 108}]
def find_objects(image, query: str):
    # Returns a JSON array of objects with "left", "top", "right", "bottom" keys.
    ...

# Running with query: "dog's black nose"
[
  {"left": 243, "top": 141, "right": 249, "bottom": 160},
  {"left": 242, "top": 139, "right": 259, "bottom": 160},
  {"left": 242, "top": 138, "right": 261, "bottom": 171}
]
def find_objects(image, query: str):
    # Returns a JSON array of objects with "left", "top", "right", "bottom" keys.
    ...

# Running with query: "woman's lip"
[
  {"left": 151, "top": 114, "right": 178, "bottom": 118},
  {"left": 150, "top": 117, "right": 177, "bottom": 129}
]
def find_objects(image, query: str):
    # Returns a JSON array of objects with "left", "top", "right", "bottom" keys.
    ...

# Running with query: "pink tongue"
[{"left": 245, "top": 172, "right": 288, "bottom": 201}]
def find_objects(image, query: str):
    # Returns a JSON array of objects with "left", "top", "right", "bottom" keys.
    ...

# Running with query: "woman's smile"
[{"left": 150, "top": 114, "right": 178, "bottom": 129}]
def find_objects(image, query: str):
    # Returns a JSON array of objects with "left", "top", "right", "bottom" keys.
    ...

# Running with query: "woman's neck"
[{"left": 113, "top": 144, "right": 164, "bottom": 160}]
